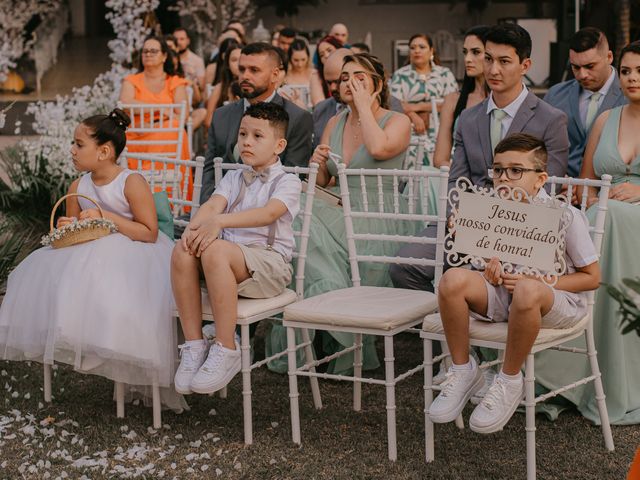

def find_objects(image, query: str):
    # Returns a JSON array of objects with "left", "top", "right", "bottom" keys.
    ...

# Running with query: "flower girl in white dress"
[{"left": 0, "top": 109, "right": 185, "bottom": 410}]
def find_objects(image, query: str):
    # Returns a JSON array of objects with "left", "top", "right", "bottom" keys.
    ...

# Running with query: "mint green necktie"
[
  {"left": 585, "top": 92, "right": 602, "bottom": 130},
  {"left": 490, "top": 109, "right": 507, "bottom": 153}
]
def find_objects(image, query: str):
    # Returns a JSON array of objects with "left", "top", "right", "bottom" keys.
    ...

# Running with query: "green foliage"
[
  {"left": 606, "top": 277, "right": 640, "bottom": 337},
  {"left": 0, "top": 147, "right": 71, "bottom": 293},
  {"left": 254, "top": 0, "right": 325, "bottom": 17}
]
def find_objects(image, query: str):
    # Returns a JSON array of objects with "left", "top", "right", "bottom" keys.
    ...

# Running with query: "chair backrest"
[
  {"left": 545, "top": 174, "right": 612, "bottom": 311},
  {"left": 430, "top": 97, "right": 442, "bottom": 138},
  {"left": 118, "top": 101, "right": 187, "bottom": 159},
  {"left": 403, "top": 135, "right": 426, "bottom": 171},
  {"left": 185, "top": 86, "right": 194, "bottom": 160},
  {"left": 212, "top": 158, "right": 320, "bottom": 298},
  {"left": 336, "top": 164, "right": 450, "bottom": 291},
  {"left": 120, "top": 149, "right": 204, "bottom": 225},
  {"left": 545, "top": 175, "right": 612, "bottom": 254},
  {"left": 206, "top": 84, "right": 214, "bottom": 99}
]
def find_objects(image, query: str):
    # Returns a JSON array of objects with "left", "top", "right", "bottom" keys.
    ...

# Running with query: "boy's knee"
[
  {"left": 199, "top": 241, "right": 228, "bottom": 267},
  {"left": 511, "top": 279, "right": 545, "bottom": 310},
  {"left": 439, "top": 268, "right": 470, "bottom": 296},
  {"left": 171, "top": 243, "right": 195, "bottom": 270}
]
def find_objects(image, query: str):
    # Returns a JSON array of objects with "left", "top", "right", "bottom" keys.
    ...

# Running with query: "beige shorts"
[
  {"left": 470, "top": 272, "right": 588, "bottom": 329},
  {"left": 199, "top": 244, "right": 293, "bottom": 298},
  {"left": 235, "top": 244, "right": 293, "bottom": 298}
]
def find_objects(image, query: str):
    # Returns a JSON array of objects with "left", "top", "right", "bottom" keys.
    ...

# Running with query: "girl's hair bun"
[{"left": 108, "top": 108, "right": 131, "bottom": 131}]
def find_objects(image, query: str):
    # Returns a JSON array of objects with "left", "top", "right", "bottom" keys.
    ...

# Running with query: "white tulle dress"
[{"left": 0, "top": 170, "right": 186, "bottom": 411}]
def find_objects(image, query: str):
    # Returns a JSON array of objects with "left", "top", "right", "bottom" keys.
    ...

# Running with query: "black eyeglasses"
[{"left": 488, "top": 167, "right": 544, "bottom": 180}]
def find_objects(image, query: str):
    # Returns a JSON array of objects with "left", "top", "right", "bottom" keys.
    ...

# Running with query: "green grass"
[{"left": 0, "top": 328, "right": 637, "bottom": 479}]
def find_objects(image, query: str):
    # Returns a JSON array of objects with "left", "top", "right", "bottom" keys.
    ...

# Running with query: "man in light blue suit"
[{"left": 544, "top": 27, "right": 627, "bottom": 177}]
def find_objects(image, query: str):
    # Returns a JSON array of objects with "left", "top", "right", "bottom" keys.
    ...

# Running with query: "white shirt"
[
  {"left": 536, "top": 189, "right": 598, "bottom": 275},
  {"left": 212, "top": 161, "right": 302, "bottom": 261},
  {"left": 243, "top": 90, "right": 277, "bottom": 112},
  {"left": 486, "top": 84, "right": 530, "bottom": 139},
  {"left": 578, "top": 66, "right": 615, "bottom": 127}
]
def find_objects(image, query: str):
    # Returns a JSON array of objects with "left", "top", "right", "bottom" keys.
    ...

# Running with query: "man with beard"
[
  {"left": 174, "top": 28, "right": 205, "bottom": 91},
  {"left": 201, "top": 43, "right": 313, "bottom": 202}
]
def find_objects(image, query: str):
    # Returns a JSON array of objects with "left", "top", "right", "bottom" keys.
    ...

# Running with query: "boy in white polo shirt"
[
  {"left": 172, "top": 102, "right": 301, "bottom": 395},
  {"left": 429, "top": 133, "right": 600, "bottom": 433}
]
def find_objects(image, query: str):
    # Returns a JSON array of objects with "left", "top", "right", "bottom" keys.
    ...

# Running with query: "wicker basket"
[{"left": 46, "top": 193, "right": 116, "bottom": 249}]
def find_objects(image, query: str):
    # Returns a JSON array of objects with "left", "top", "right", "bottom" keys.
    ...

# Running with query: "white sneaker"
[
  {"left": 469, "top": 374, "right": 524, "bottom": 434},
  {"left": 428, "top": 361, "right": 484, "bottom": 424},
  {"left": 470, "top": 367, "right": 497, "bottom": 405},
  {"left": 190, "top": 341, "right": 241, "bottom": 394},
  {"left": 174, "top": 341, "right": 209, "bottom": 394}
]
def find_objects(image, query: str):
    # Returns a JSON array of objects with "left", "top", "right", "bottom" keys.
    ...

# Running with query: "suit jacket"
[
  {"left": 544, "top": 75, "right": 627, "bottom": 177},
  {"left": 201, "top": 93, "right": 313, "bottom": 202},
  {"left": 449, "top": 91, "right": 569, "bottom": 197}
]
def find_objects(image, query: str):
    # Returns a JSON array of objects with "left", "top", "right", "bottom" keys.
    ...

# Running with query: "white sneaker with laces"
[
  {"left": 470, "top": 367, "right": 497, "bottom": 405},
  {"left": 428, "top": 361, "right": 484, "bottom": 423},
  {"left": 469, "top": 374, "right": 524, "bottom": 434},
  {"left": 190, "top": 340, "right": 241, "bottom": 394},
  {"left": 174, "top": 341, "right": 209, "bottom": 394}
]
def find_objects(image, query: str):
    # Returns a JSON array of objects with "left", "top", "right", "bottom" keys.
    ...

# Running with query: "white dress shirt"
[
  {"left": 486, "top": 84, "right": 530, "bottom": 139},
  {"left": 212, "top": 160, "right": 302, "bottom": 261},
  {"left": 578, "top": 66, "right": 615, "bottom": 127}
]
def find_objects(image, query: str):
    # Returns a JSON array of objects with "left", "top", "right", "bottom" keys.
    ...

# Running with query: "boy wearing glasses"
[{"left": 429, "top": 133, "right": 600, "bottom": 433}]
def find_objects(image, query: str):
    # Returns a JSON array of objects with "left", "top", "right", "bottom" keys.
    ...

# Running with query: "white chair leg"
[
  {"left": 384, "top": 336, "right": 397, "bottom": 461},
  {"left": 115, "top": 382, "right": 125, "bottom": 419},
  {"left": 219, "top": 387, "right": 228, "bottom": 398},
  {"left": 301, "top": 328, "right": 322, "bottom": 409},
  {"left": 287, "top": 326, "right": 301, "bottom": 445},
  {"left": 152, "top": 383, "right": 161, "bottom": 429},
  {"left": 240, "top": 324, "right": 253, "bottom": 445},
  {"left": 424, "top": 338, "right": 435, "bottom": 462},
  {"left": 524, "top": 354, "right": 536, "bottom": 480},
  {"left": 43, "top": 363, "right": 52, "bottom": 403},
  {"left": 353, "top": 333, "right": 363, "bottom": 412},
  {"left": 585, "top": 327, "right": 614, "bottom": 451}
]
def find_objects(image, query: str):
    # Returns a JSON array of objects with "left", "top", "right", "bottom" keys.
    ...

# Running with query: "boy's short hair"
[
  {"left": 243, "top": 102, "right": 289, "bottom": 138},
  {"left": 569, "top": 27, "right": 608, "bottom": 53},
  {"left": 485, "top": 24, "right": 532, "bottom": 62},
  {"left": 494, "top": 133, "right": 547, "bottom": 171}
]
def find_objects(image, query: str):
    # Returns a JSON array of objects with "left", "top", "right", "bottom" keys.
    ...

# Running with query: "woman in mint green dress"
[
  {"left": 535, "top": 43, "right": 640, "bottom": 424},
  {"left": 267, "top": 53, "right": 414, "bottom": 374}
]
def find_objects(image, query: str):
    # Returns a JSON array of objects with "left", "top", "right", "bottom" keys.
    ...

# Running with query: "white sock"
[
  {"left": 452, "top": 356, "right": 476, "bottom": 371},
  {"left": 186, "top": 339, "right": 208, "bottom": 350},
  {"left": 499, "top": 370, "right": 523, "bottom": 383}
]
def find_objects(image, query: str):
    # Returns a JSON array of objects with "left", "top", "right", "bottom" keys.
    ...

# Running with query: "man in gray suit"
[
  {"left": 544, "top": 27, "right": 627, "bottom": 178},
  {"left": 201, "top": 42, "right": 313, "bottom": 202},
  {"left": 390, "top": 23, "right": 569, "bottom": 291}
]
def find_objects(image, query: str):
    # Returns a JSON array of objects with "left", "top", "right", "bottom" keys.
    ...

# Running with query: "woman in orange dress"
[{"left": 119, "top": 35, "right": 192, "bottom": 200}]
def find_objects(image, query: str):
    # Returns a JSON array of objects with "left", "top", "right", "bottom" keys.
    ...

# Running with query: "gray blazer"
[
  {"left": 201, "top": 93, "right": 313, "bottom": 202},
  {"left": 449, "top": 91, "right": 569, "bottom": 194},
  {"left": 544, "top": 75, "right": 627, "bottom": 177},
  {"left": 312, "top": 97, "right": 339, "bottom": 149}
]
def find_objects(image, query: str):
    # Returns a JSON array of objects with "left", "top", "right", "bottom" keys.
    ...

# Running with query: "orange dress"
[{"left": 124, "top": 73, "right": 192, "bottom": 201}]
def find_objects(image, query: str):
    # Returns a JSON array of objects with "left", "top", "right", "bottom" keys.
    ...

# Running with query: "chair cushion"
[
  {"left": 422, "top": 313, "right": 590, "bottom": 345},
  {"left": 284, "top": 286, "right": 438, "bottom": 331},
  {"left": 201, "top": 288, "right": 298, "bottom": 321}
]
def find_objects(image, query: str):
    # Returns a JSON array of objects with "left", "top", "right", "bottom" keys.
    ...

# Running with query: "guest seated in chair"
[
  {"left": 172, "top": 103, "right": 301, "bottom": 395},
  {"left": 429, "top": 133, "right": 600, "bottom": 433}
]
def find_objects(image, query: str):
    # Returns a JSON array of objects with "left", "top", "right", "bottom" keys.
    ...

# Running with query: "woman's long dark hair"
[
  {"left": 216, "top": 43, "right": 243, "bottom": 108},
  {"left": 213, "top": 38, "right": 243, "bottom": 85},
  {"left": 452, "top": 25, "right": 490, "bottom": 134},
  {"left": 618, "top": 40, "right": 640, "bottom": 74},
  {"left": 138, "top": 35, "right": 175, "bottom": 76}
]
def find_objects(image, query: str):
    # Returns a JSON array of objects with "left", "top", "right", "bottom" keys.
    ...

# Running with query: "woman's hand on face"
[
  {"left": 609, "top": 182, "right": 640, "bottom": 202},
  {"left": 349, "top": 76, "right": 378, "bottom": 112},
  {"left": 311, "top": 144, "right": 330, "bottom": 167}
]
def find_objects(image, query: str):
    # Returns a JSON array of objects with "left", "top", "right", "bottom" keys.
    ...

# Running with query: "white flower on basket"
[{"left": 41, "top": 219, "right": 118, "bottom": 247}]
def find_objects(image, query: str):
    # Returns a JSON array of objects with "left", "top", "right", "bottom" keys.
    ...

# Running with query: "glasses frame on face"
[
  {"left": 142, "top": 48, "right": 161, "bottom": 56},
  {"left": 488, "top": 166, "right": 544, "bottom": 181}
]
